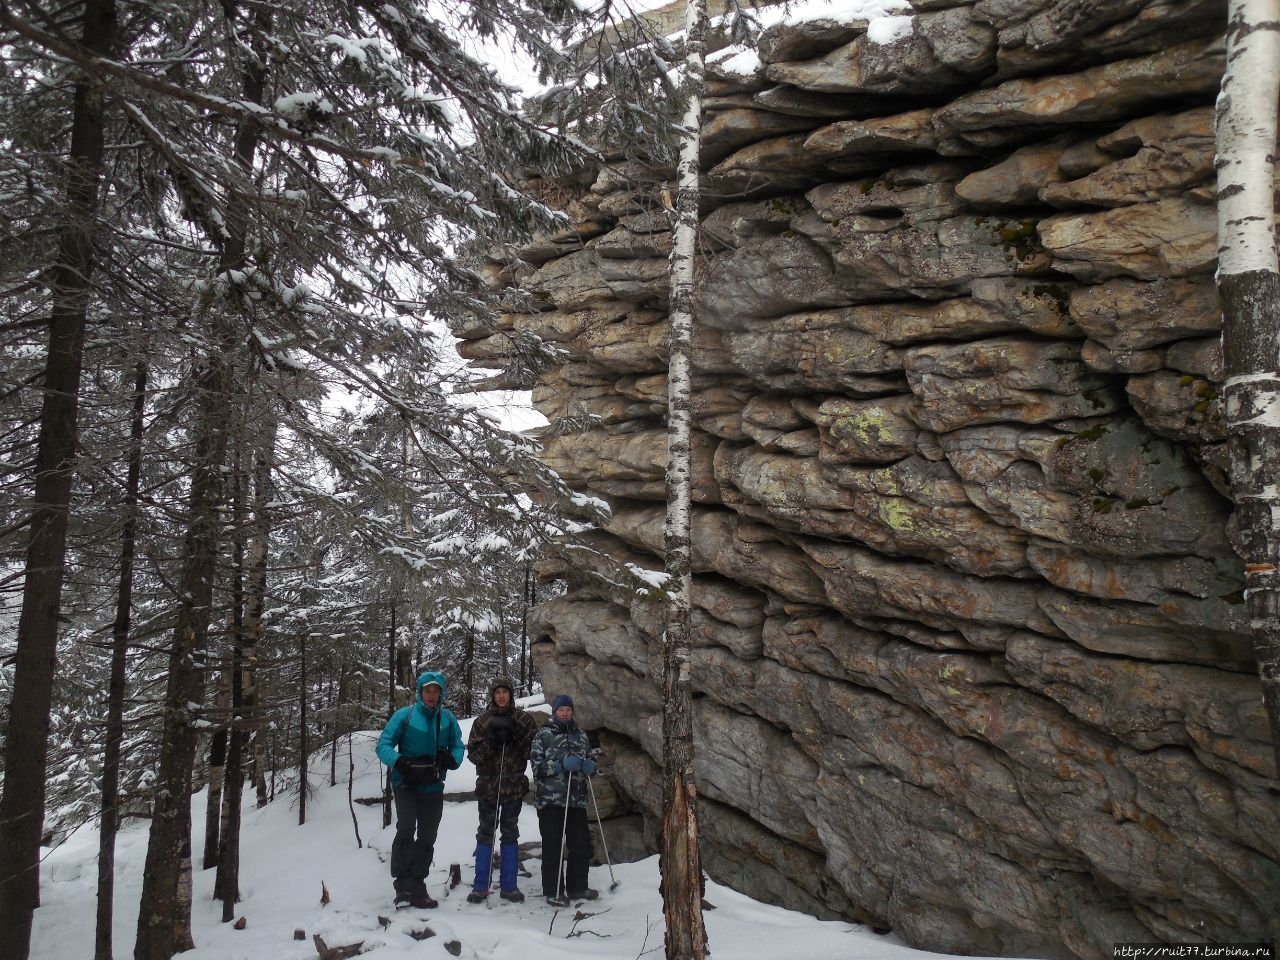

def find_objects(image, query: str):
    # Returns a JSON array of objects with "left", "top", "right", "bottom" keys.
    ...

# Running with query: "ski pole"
[
  {"left": 555, "top": 769, "right": 573, "bottom": 904},
  {"left": 486, "top": 741, "right": 505, "bottom": 892},
  {"left": 586, "top": 774, "right": 618, "bottom": 892}
]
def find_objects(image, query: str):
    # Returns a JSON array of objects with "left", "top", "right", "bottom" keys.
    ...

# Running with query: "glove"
[
  {"left": 394, "top": 757, "right": 410, "bottom": 778},
  {"left": 437, "top": 748, "right": 461, "bottom": 771},
  {"left": 486, "top": 715, "right": 515, "bottom": 747},
  {"left": 580, "top": 757, "right": 598, "bottom": 777},
  {"left": 562, "top": 754, "right": 583, "bottom": 773}
]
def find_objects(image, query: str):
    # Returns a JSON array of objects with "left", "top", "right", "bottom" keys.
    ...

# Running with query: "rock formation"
[{"left": 456, "top": 1, "right": 1280, "bottom": 955}]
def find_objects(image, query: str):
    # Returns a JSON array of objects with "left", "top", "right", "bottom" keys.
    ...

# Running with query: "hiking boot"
[
  {"left": 568, "top": 888, "right": 599, "bottom": 902},
  {"left": 466, "top": 889, "right": 489, "bottom": 904},
  {"left": 545, "top": 893, "right": 570, "bottom": 908},
  {"left": 394, "top": 890, "right": 412, "bottom": 907},
  {"left": 500, "top": 887, "right": 525, "bottom": 903},
  {"left": 411, "top": 893, "right": 438, "bottom": 909}
]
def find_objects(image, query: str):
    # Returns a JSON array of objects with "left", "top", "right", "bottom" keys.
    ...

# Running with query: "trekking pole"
[
  {"left": 555, "top": 770, "right": 573, "bottom": 904},
  {"left": 489, "top": 743, "right": 506, "bottom": 889},
  {"left": 493, "top": 743, "right": 506, "bottom": 837},
  {"left": 586, "top": 775, "right": 619, "bottom": 892}
]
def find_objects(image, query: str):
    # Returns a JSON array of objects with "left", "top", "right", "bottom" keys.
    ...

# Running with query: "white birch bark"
[
  {"left": 661, "top": 0, "right": 711, "bottom": 956},
  {"left": 1216, "top": 0, "right": 1280, "bottom": 772}
]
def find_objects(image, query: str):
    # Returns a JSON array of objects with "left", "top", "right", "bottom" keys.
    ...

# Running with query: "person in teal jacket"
[{"left": 376, "top": 670, "right": 465, "bottom": 908}]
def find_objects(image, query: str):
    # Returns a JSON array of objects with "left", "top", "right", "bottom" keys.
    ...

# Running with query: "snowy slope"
[{"left": 30, "top": 717, "right": 999, "bottom": 960}]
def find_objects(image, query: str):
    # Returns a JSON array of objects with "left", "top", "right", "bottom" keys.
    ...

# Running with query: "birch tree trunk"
[
  {"left": 1216, "top": 0, "right": 1280, "bottom": 774},
  {"left": 660, "top": 0, "right": 710, "bottom": 957},
  {"left": 95, "top": 362, "right": 146, "bottom": 960},
  {"left": 0, "top": 5, "right": 117, "bottom": 957}
]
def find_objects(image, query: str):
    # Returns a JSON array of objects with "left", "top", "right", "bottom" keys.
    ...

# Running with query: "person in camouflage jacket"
[
  {"left": 530, "top": 694, "right": 598, "bottom": 906},
  {"left": 464, "top": 676, "right": 538, "bottom": 903}
]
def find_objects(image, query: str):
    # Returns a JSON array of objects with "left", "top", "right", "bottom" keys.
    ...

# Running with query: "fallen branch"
[
  {"left": 347, "top": 734, "right": 363, "bottom": 848},
  {"left": 566, "top": 907, "right": 613, "bottom": 939}
]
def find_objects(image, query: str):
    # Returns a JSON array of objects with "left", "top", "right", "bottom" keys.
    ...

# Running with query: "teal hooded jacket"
[{"left": 376, "top": 671, "right": 465, "bottom": 794}]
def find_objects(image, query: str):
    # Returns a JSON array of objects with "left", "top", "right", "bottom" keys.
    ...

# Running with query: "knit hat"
[
  {"left": 551, "top": 694, "right": 574, "bottom": 711},
  {"left": 490, "top": 675, "right": 515, "bottom": 697}
]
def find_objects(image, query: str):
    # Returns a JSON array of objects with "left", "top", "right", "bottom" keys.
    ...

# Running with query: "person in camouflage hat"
[
  {"left": 464, "top": 676, "right": 538, "bottom": 903},
  {"left": 530, "top": 694, "right": 598, "bottom": 906}
]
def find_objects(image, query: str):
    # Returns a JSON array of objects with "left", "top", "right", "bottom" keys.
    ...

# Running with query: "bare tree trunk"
[
  {"left": 174, "top": 839, "right": 194, "bottom": 951},
  {"left": 1217, "top": 0, "right": 1280, "bottom": 775},
  {"left": 0, "top": 5, "right": 117, "bottom": 956},
  {"left": 135, "top": 6, "right": 270, "bottom": 954},
  {"left": 253, "top": 732, "right": 269, "bottom": 808},
  {"left": 299, "top": 630, "right": 309, "bottom": 827},
  {"left": 94, "top": 361, "right": 146, "bottom": 960},
  {"left": 498, "top": 598, "right": 510, "bottom": 678},
  {"left": 519, "top": 563, "right": 530, "bottom": 695},
  {"left": 202, "top": 690, "right": 230, "bottom": 870},
  {"left": 135, "top": 347, "right": 229, "bottom": 959},
  {"left": 206, "top": 455, "right": 242, "bottom": 876},
  {"left": 216, "top": 402, "right": 272, "bottom": 914},
  {"left": 330, "top": 679, "right": 340, "bottom": 788},
  {"left": 464, "top": 626, "right": 475, "bottom": 715},
  {"left": 134, "top": 343, "right": 233, "bottom": 959},
  {"left": 660, "top": 0, "right": 710, "bottom": 957},
  {"left": 330, "top": 668, "right": 346, "bottom": 788},
  {"left": 396, "top": 646, "right": 413, "bottom": 689},
  {"left": 384, "top": 596, "right": 396, "bottom": 828},
  {"left": 216, "top": 652, "right": 244, "bottom": 919},
  {"left": 347, "top": 734, "right": 363, "bottom": 849},
  {"left": 243, "top": 397, "right": 276, "bottom": 818}
]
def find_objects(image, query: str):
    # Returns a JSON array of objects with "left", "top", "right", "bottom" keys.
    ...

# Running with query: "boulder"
[
  {"left": 765, "top": 7, "right": 997, "bottom": 96},
  {"left": 1040, "top": 107, "right": 1215, "bottom": 207},
  {"left": 933, "top": 39, "right": 1224, "bottom": 145},
  {"left": 1039, "top": 197, "right": 1217, "bottom": 281},
  {"left": 902, "top": 336, "right": 1125, "bottom": 432}
]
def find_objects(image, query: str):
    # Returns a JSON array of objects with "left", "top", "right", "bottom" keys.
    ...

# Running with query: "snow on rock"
[{"left": 865, "top": 14, "right": 912, "bottom": 44}]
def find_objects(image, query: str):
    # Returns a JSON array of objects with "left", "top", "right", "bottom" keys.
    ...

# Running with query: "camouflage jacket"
[
  {"left": 466, "top": 704, "right": 538, "bottom": 803},
  {"left": 529, "top": 717, "right": 591, "bottom": 810}
]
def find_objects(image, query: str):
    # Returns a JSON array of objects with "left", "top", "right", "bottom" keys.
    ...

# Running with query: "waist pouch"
[{"left": 403, "top": 757, "right": 440, "bottom": 787}]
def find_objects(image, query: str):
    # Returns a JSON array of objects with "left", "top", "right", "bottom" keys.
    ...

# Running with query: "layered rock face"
[{"left": 458, "top": 1, "right": 1280, "bottom": 955}]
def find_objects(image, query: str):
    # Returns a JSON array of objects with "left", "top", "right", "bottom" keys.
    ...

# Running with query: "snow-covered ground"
[{"left": 31, "top": 710, "right": 991, "bottom": 960}]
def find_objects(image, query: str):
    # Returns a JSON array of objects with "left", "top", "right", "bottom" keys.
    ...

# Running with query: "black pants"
[
  {"left": 391, "top": 786, "right": 444, "bottom": 893},
  {"left": 538, "top": 805, "right": 591, "bottom": 896},
  {"left": 476, "top": 795, "right": 521, "bottom": 846}
]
